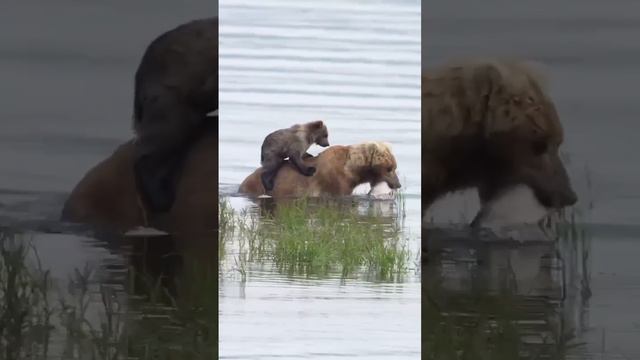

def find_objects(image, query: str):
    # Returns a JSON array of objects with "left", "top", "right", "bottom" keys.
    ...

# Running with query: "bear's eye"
[
  {"left": 387, "top": 167, "right": 393, "bottom": 173},
  {"left": 532, "top": 140, "right": 548, "bottom": 156}
]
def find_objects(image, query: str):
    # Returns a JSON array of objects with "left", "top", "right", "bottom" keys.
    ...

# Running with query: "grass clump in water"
[
  {"left": 220, "top": 197, "right": 411, "bottom": 280},
  {"left": 0, "top": 233, "right": 53, "bottom": 360},
  {"left": 0, "top": 230, "right": 217, "bottom": 360},
  {"left": 269, "top": 199, "right": 407, "bottom": 279}
]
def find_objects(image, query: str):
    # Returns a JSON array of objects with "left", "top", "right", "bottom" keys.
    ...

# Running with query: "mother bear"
[
  {"left": 422, "top": 59, "right": 578, "bottom": 217},
  {"left": 239, "top": 141, "right": 402, "bottom": 197}
]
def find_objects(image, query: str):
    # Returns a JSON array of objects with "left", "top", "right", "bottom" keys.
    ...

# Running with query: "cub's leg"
[
  {"left": 289, "top": 152, "right": 316, "bottom": 177},
  {"left": 260, "top": 157, "right": 285, "bottom": 192},
  {"left": 133, "top": 95, "right": 204, "bottom": 212}
]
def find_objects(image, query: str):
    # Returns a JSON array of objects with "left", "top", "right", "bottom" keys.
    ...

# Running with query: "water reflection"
[
  {"left": 423, "top": 223, "right": 592, "bottom": 359},
  {"left": 0, "top": 225, "right": 217, "bottom": 359}
]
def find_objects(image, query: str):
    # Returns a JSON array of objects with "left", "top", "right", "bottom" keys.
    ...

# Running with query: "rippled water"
[
  {"left": 219, "top": 0, "right": 421, "bottom": 358},
  {"left": 424, "top": 1, "right": 640, "bottom": 358}
]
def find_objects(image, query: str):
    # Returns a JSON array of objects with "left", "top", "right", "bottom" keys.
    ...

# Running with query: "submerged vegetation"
[
  {"left": 218, "top": 196, "right": 413, "bottom": 281},
  {"left": 0, "top": 232, "right": 216, "bottom": 360}
]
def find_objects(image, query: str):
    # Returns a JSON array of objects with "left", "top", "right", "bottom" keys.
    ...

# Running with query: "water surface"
[{"left": 219, "top": 0, "right": 421, "bottom": 358}]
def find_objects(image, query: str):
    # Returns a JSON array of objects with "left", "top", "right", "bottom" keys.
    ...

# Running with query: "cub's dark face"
[
  {"left": 315, "top": 127, "right": 329, "bottom": 147},
  {"left": 307, "top": 121, "right": 330, "bottom": 147}
]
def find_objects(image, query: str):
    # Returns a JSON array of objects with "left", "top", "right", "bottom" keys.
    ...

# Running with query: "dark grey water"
[{"left": 424, "top": 1, "right": 640, "bottom": 358}]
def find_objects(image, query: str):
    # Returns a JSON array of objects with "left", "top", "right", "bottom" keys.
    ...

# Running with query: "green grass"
[
  {"left": 0, "top": 231, "right": 217, "bottom": 360},
  {"left": 0, "top": 233, "right": 53, "bottom": 360},
  {"left": 219, "top": 196, "right": 412, "bottom": 281}
]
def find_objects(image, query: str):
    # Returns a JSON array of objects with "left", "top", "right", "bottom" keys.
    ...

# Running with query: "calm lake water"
[
  {"left": 424, "top": 1, "right": 640, "bottom": 358},
  {"left": 219, "top": 0, "right": 421, "bottom": 358}
]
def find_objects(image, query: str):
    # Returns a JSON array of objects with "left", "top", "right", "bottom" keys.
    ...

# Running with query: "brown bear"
[
  {"left": 260, "top": 120, "right": 330, "bottom": 191},
  {"left": 239, "top": 141, "right": 401, "bottom": 198},
  {"left": 422, "top": 59, "right": 577, "bottom": 217}
]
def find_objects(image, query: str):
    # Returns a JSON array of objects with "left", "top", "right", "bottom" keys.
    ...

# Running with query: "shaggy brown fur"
[
  {"left": 422, "top": 59, "right": 577, "bottom": 215},
  {"left": 260, "top": 120, "right": 329, "bottom": 191},
  {"left": 240, "top": 141, "right": 401, "bottom": 198}
]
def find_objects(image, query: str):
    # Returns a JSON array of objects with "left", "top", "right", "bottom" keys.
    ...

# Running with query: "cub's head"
[
  {"left": 477, "top": 61, "right": 577, "bottom": 209},
  {"left": 347, "top": 141, "right": 401, "bottom": 189},
  {"left": 305, "top": 120, "right": 330, "bottom": 147}
]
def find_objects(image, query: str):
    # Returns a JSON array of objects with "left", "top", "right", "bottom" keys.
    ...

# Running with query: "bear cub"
[{"left": 260, "top": 120, "right": 330, "bottom": 191}]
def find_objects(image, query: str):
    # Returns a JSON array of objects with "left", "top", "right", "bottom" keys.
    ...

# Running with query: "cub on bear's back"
[
  {"left": 239, "top": 141, "right": 401, "bottom": 198},
  {"left": 260, "top": 120, "right": 330, "bottom": 191}
]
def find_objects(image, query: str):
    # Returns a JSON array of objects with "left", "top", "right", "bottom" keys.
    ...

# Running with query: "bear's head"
[
  {"left": 347, "top": 141, "right": 401, "bottom": 190},
  {"left": 305, "top": 120, "right": 330, "bottom": 147},
  {"left": 476, "top": 61, "right": 577, "bottom": 209}
]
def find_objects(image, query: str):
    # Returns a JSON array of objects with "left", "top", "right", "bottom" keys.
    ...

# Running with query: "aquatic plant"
[
  {"left": 219, "top": 196, "right": 412, "bottom": 281},
  {"left": 0, "top": 234, "right": 54, "bottom": 360},
  {"left": 0, "top": 231, "right": 217, "bottom": 360}
]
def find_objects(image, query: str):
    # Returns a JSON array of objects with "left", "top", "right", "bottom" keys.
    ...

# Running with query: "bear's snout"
[{"left": 386, "top": 173, "right": 402, "bottom": 189}]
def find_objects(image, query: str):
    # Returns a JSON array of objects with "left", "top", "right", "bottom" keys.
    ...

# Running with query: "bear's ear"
[{"left": 307, "top": 120, "right": 324, "bottom": 129}]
